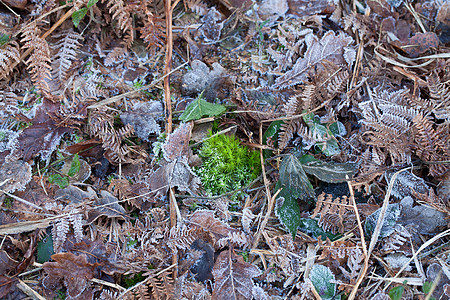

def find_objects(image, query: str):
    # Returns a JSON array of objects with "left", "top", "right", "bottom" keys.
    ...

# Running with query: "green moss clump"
[{"left": 196, "top": 134, "right": 261, "bottom": 196}]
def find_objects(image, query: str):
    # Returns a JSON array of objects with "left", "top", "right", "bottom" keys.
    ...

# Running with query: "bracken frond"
[
  {"left": 21, "top": 22, "right": 52, "bottom": 95},
  {"left": 0, "top": 41, "right": 20, "bottom": 79}
]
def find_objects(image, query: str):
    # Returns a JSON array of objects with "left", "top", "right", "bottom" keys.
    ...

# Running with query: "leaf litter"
[{"left": 0, "top": 0, "right": 449, "bottom": 299}]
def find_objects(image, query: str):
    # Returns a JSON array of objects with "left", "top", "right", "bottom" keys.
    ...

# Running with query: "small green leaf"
[
  {"left": 388, "top": 286, "right": 404, "bottom": 300},
  {"left": 68, "top": 154, "right": 81, "bottom": 177},
  {"left": 179, "top": 94, "right": 226, "bottom": 122},
  {"left": 87, "top": 0, "right": 99, "bottom": 8},
  {"left": 72, "top": 7, "right": 88, "bottom": 28},
  {"left": 275, "top": 187, "right": 302, "bottom": 238},
  {"left": 262, "top": 120, "right": 283, "bottom": 158},
  {"left": 302, "top": 160, "right": 359, "bottom": 183},
  {"left": 0, "top": 34, "right": 10, "bottom": 46},
  {"left": 37, "top": 235, "right": 54, "bottom": 263},
  {"left": 423, "top": 281, "right": 432, "bottom": 294},
  {"left": 48, "top": 174, "right": 69, "bottom": 189},
  {"left": 298, "top": 218, "right": 341, "bottom": 241},
  {"left": 309, "top": 264, "right": 336, "bottom": 300}
]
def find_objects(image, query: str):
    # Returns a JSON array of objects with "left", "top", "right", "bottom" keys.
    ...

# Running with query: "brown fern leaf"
[
  {"left": 278, "top": 118, "right": 304, "bottom": 150},
  {"left": 412, "top": 113, "right": 450, "bottom": 177},
  {"left": 20, "top": 22, "right": 52, "bottom": 95},
  {"left": 52, "top": 30, "right": 83, "bottom": 83},
  {"left": 88, "top": 108, "right": 144, "bottom": 164},
  {"left": 105, "top": 0, "right": 134, "bottom": 48},
  {"left": 282, "top": 84, "right": 316, "bottom": 116},
  {"left": 143, "top": 269, "right": 174, "bottom": 300},
  {"left": 0, "top": 41, "right": 20, "bottom": 79},
  {"left": 140, "top": 11, "right": 166, "bottom": 55},
  {"left": 427, "top": 72, "right": 450, "bottom": 120},
  {"left": 358, "top": 87, "right": 421, "bottom": 163},
  {"left": 311, "top": 192, "right": 352, "bottom": 234}
]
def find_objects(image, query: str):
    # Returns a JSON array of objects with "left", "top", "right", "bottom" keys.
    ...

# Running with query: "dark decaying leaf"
[
  {"left": 398, "top": 196, "right": 446, "bottom": 234},
  {"left": 87, "top": 190, "right": 127, "bottom": 223},
  {"left": 399, "top": 32, "right": 439, "bottom": 58},
  {"left": 0, "top": 275, "right": 14, "bottom": 298},
  {"left": 302, "top": 160, "right": 359, "bottom": 183},
  {"left": 212, "top": 249, "right": 261, "bottom": 300},
  {"left": 42, "top": 253, "right": 98, "bottom": 300},
  {"left": 287, "top": 0, "right": 335, "bottom": 18}
]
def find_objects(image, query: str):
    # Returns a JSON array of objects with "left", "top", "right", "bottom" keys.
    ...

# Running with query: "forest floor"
[{"left": 0, "top": 0, "right": 449, "bottom": 299}]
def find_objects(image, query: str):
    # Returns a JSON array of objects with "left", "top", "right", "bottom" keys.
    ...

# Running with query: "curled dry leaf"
[{"left": 212, "top": 249, "right": 261, "bottom": 300}]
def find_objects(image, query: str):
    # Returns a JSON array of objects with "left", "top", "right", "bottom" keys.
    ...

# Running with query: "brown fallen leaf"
[
  {"left": 42, "top": 253, "right": 98, "bottom": 300},
  {"left": 212, "top": 249, "right": 261, "bottom": 300}
]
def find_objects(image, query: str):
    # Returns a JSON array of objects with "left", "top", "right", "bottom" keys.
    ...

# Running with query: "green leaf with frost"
[
  {"left": 298, "top": 218, "right": 341, "bottom": 241},
  {"left": 309, "top": 264, "right": 336, "bottom": 300},
  {"left": 275, "top": 188, "right": 302, "bottom": 238},
  {"left": 179, "top": 94, "right": 226, "bottom": 122},
  {"left": 365, "top": 203, "right": 401, "bottom": 240},
  {"left": 87, "top": 0, "right": 99, "bottom": 8},
  {"left": 277, "top": 154, "right": 314, "bottom": 200},
  {"left": 302, "top": 160, "right": 359, "bottom": 183},
  {"left": 37, "top": 234, "right": 54, "bottom": 263},
  {"left": 388, "top": 286, "right": 404, "bottom": 300},
  {"left": 275, "top": 154, "right": 314, "bottom": 237},
  {"left": 262, "top": 120, "right": 283, "bottom": 158},
  {"left": 72, "top": 8, "right": 88, "bottom": 28}
]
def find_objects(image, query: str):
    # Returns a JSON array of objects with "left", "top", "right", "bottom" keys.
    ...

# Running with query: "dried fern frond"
[
  {"left": 358, "top": 86, "right": 421, "bottom": 164},
  {"left": 20, "top": 22, "right": 52, "bottom": 95},
  {"left": 105, "top": 0, "right": 134, "bottom": 48},
  {"left": 52, "top": 30, "right": 83, "bottom": 83},
  {"left": 89, "top": 108, "right": 143, "bottom": 164},
  {"left": 312, "top": 193, "right": 352, "bottom": 234},
  {"left": 427, "top": 72, "right": 450, "bottom": 120},
  {"left": 412, "top": 113, "right": 450, "bottom": 177},
  {"left": 52, "top": 213, "right": 84, "bottom": 252},
  {"left": 140, "top": 11, "right": 166, "bottom": 56},
  {"left": 0, "top": 41, "right": 20, "bottom": 80}
]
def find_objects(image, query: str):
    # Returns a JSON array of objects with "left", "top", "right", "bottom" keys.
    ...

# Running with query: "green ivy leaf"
[
  {"left": 37, "top": 234, "right": 54, "bottom": 263},
  {"left": 309, "top": 264, "right": 336, "bottom": 300},
  {"left": 87, "top": 0, "right": 99, "bottom": 8},
  {"left": 68, "top": 154, "right": 81, "bottom": 177},
  {"left": 388, "top": 286, "right": 404, "bottom": 300},
  {"left": 423, "top": 281, "right": 432, "bottom": 294},
  {"left": 48, "top": 174, "right": 69, "bottom": 189},
  {"left": 179, "top": 94, "right": 226, "bottom": 122},
  {"left": 72, "top": 7, "right": 88, "bottom": 28},
  {"left": 302, "top": 160, "right": 359, "bottom": 183}
]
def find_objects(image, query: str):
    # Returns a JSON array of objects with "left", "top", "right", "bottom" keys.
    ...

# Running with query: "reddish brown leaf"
[
  {"left": 162, "top": 122, "right": 194, "bottom": 161},
  {"left": 287, "top": 0, "right": 335, "bottom": 18},
  {"left": 0, "top": 275, "right": 14, "bottom": 298},
  {"left": 188, "top": 210, "right": 233, "bottom": 247},
  {"left": 401, "top": 32, "right": 439, "bottom": 58},
  {"left": 42, "top": 253, "right": 98, "bottom": 300}
]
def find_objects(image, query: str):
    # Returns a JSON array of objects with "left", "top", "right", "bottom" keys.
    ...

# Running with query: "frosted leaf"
[
  {"left": 274, "top": 31, "right": 353, "bottom": 89},
  {"left": 386, "top": 0, "right": 403, "bottom": 8},
  {"left": 182, "top": 60, "right": 226, "bottom": 95},
  {"left": 169, "top": 161, "right": 200, "bottom": 194},
  {"left": 309, "top": 264, "right": 336, "bottom": 300},
  {"left": 120, "top": 101, "right": 163, "bottom": 142},
  {"left": 0, "top": 160, "right": 32, "bottom": 193},
  {"left": 371, "top": 292, "right": 391, "bottom": 300},
  {"left": 0, "top": 129, "right": 20, "bottom": 153},
  {"left": 398, "top": 196, "right": 446, "bottom": 234},
  {"left": 344, "top": 46, "right": 357, "bottom": 67},
  {"left": 212, "top": 249, "right": 261, "bottom": 300},
  {"left": 384, "top": 253, "right": 412, "bottom": 271},
  {"left": 256, "top": 0, "right": 288, "bottom": 21},
  {"left": 386, "top": 169, "right": 431, "bottom": 199},
  {"left": 199, "top": 8, "right": 224, "bottom": 43},
  {"left": 69, "top": 213, "right": 84, "bottom": 243},
  {"left": 241, "top": 208, "right": 256, "bottom": 233},
  {"left": 365, "top": 203, "right": 401, "bottom": 239}
]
